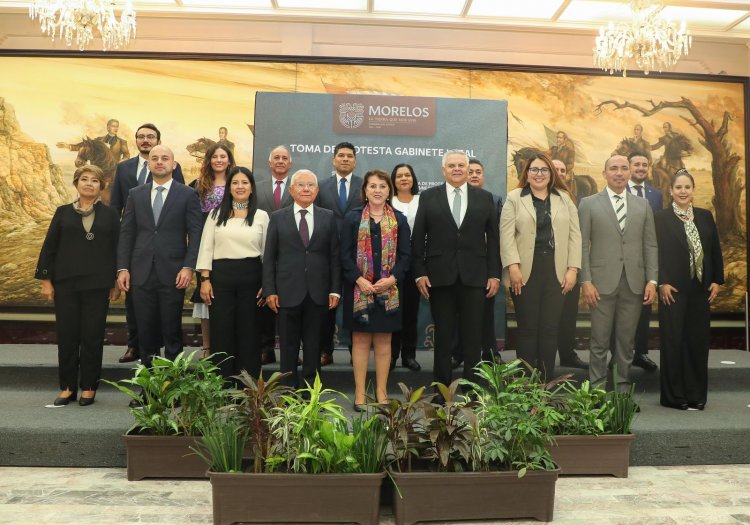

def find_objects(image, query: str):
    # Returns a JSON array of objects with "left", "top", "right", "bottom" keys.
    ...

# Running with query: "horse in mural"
[
  {"left": 511, "top": 146, "right": 597, "bottom": 203},
  {"left": 74, "top": 137, "right": 117, "bottom": 204},
  {"left": 613, "top": 137, "right": 670, "bottom": 207},
  {"left": 186, "top": 137, "right": 216, "bottom": 162}
]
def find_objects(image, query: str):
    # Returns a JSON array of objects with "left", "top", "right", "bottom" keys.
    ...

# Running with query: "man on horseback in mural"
[
  {"left": 57, "top": 118, "right": 130, "bottom": 164},
  {"left": 549, "top": 131, "right": 575, "bottom": 176},
  {"left": 650, "top": 121, "right": 693, "bottom": 177},
  {"left": 631, "top": 124, "right": 651, "bottom": 164}
]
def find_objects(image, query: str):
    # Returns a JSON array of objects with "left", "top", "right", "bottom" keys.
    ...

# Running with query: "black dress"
[{"left": 341, "top": 207, "right": 411, "bottom": 333}]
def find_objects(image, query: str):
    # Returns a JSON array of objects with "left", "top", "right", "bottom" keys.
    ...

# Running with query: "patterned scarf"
[
  {"left": 353, "top": 203, "right": 400, "bottom": 325},
  {"left": 72, "top": 197, "right": 101, "bottom": 217},
  {"left": 672, "top": 202, "right": 703, "bottom": 281}
]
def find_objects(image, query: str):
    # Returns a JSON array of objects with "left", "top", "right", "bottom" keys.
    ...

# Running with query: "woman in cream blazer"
[{"left": 500, "top": 152, "right": 581, "bottom": 378}]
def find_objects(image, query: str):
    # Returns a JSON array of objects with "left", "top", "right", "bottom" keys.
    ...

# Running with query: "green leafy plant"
[
  {"left": 192, "top": 410, "right": 247, "bottom": 473},
  {"left": 604, "top": 384, "right": 638, "bottom": 434},
  {"left": 105, "top": 351, "right": 229, "bottom": 436},
  {"left": 550, "top": 380, "right": 609, "bottom": 435}
]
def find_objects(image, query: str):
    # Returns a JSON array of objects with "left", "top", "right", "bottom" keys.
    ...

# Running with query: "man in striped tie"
[{"left": 578, "top": 155, "right": 658, "bottom": 394}]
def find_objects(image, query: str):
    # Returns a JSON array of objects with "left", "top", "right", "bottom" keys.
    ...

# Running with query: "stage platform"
[{"left": 1, "top": 344, "right": 748, "bottom": 468}]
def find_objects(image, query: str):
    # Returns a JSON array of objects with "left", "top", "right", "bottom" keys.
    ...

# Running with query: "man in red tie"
[{"left": 256, "top": 145, "right": 294, "bottom": 365}]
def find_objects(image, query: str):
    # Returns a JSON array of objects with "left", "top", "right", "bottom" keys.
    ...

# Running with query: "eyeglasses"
[
  {"left": 136, "top": 134, "right": 157, "bottom": 140},
  {"left": 528, "top": 167, "right": 551, "bottom": 175},
  {"left": 294, "top": 183, "right": 317, "bottom": 189}
]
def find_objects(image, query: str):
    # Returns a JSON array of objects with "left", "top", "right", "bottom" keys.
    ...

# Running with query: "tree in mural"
[{"left": 594, "top": 97, "right": 744, "bottom": 238}]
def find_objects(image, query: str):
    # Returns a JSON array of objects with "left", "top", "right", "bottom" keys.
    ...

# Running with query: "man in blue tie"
[{"left": 315, "top": 142, "right": 363, "bottom": 366}]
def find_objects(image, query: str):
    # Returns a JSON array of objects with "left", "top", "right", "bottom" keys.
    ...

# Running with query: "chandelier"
[
  {"left": 593, "top": 0, "right": 692, "bottom": 77},
  {"left": 29, "top": 0, "right": 137, "bottom": 51}
]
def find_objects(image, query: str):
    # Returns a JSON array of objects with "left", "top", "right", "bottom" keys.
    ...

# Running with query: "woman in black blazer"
[
  {"left": 35, "top": 166, "right": 120, "bottom": 407},
  {"left": 655, "top": 169, "right": 724, "bottom": 411}
]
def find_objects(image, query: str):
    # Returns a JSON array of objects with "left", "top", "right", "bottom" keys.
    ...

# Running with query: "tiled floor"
[{"left": 1, "top": 465, "right": 750, "bottom": 524}]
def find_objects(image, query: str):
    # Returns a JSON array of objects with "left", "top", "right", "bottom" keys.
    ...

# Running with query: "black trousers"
[
  {"left": 209, "top": 258, "right": 263, "bottom": 381},
  {"left": 634, "top": 303, "right": 651, "bottom": 357},
  {"left": 125, "top": 290, "right": 140, "bottom": 349},
  {"left": 259, "top": 304, "right": 277, "bottom": 357},
  {"left": 53, "top": 283, "right": 110, "bottom": 391},
  {"left": 279, "top": 294, "right": 327, "bottom": 389},
  {"left": 131, "top": 266, "right": 185, "bottom": 366},
  {"left": 658, "top": 279, "right": 710, "bottom": 406},
  {"left": 452, "top": 294, "right": 497, "bottom": 361},
  {"left": 511, "top": 252, "right": 565, "bottom": 380},
  {"left": 557, "top": 282, "right": 580, "bottom": 362},
  {"left": 430, "top": 279, "right": 485, "bottom": 387},
  {"left": 391, "top": 272, "right": 419, "bottom": 361}
]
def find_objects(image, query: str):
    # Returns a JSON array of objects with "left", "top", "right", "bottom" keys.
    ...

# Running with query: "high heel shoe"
[
  {"left": 53, "top": 391, "right": 77, "bottom": 406},
  {"left": 79, "top": 392, "right": 96, "bottom": 406},
  {"left": 353, "top": 402, "right": 366, "bottom": 413}
]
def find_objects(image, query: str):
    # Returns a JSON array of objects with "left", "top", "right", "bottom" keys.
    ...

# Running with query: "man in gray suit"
[
  {"left": 578, "top": 154, "right": 657, "bottom": 392},
  {"left": 255, "top": 145, "right": 294, "bottom": 364}
]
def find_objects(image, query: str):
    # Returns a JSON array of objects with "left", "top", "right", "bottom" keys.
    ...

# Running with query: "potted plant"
[
  {"left": 549, "top": 379, "right": 638, "bottom": 478},
  {"left": 107, "top": 350, "right": 230, "bottom": 481},
  {"left": 199, "top": 374, "right": 389, "bottom": 525},
  {"left": 384, "top": 360, "right": 561, "bottom": 525}
]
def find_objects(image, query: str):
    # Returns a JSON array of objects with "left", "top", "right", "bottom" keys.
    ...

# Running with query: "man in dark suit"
[
  {"left": 412, "top": 150, "right": 501, "bottom": 389},
  {"left": 579, "top": 154, "right": 658, "bottom": 393},
  {"left": 110, "top": 123, "right": 185, "bottom": 363},
  {"left": 263, "top": 169, "right": 341, "bottom": 389},
  {"left": 314, "top": 142, "right": 363, "bottom": 366},
  {"left": 255, "top": 145, "right": 295, "bottom": 365},
  {"left": 116, "top": 145, "right": 203, "bottom": 374},
  {"left": 626, "top": 150, "right": 664, "bottom": 371}
]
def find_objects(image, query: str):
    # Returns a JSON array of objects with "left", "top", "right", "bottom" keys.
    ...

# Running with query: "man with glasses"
[
  {"left": 264, "top": 170, "right": 341, "bottom": 390},
  {"left": 110, "top": 123, "right": 185, "bottom": 364}
]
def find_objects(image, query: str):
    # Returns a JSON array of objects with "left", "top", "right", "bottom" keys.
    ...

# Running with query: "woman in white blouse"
[
  {"left": 389, "top": 163, "right": 422, "bottom": 372},
  {"left": 197, "top": 166, "right": 269, "bottom": 381}
]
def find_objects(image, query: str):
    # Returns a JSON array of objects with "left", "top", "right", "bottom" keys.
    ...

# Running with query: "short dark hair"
[
  {"left": 360, "top": 169, "right": 394, "bottom": 205},
  {"left": 469, "top": 158, "right": 484, "bottom": 168},
  {"left": 334, "top": 142, "right": 356, "bottom": 157},
  {"left": 136, "top": 123, "right": 160, "bottom": 141},
  {"left": 390, "top": 163, "right": 419, "bottom": 195},
  {"left": 219, "top": 126, "right": 228, "bottom": 134},
  {"left": 627, "top": 150, "right": 649, "bottom": 163},
  {"left": 106, "top": 118, "right": 119, "bottom": 128}
]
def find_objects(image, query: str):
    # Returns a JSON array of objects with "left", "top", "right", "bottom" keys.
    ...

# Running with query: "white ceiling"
[{"left": 2, "top": 1, "right": 750, "bottom": 40}]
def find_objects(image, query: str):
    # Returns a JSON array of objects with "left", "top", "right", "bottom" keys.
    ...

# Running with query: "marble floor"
[{"left": 1, "top": 465, "right": 750, "bottom": 524}]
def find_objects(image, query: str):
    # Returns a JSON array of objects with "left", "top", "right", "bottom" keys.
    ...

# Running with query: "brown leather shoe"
[
  {"left": 261, "top": 352, "right": 276, "bottom": 365},
  {"left": 320, "top": 353, "right": 333, "bottom": 367},
  {"left": 118, "top": 347, "right": 139, "bottom": 363}
]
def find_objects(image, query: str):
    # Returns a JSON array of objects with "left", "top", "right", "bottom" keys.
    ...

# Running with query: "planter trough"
[
  {"left": 123, "top": 434, "right": 206, "bottom": 481},
  {"left": 550, "top": 433, "right": 635, "bottom": 478}
]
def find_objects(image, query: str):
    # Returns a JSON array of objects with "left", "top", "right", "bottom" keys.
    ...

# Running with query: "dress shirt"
[
  {"left": 336, "top": 173, "right": 353, "bottom": 201},
  {"left": 196, "top": 210, "right": 269, "bottom": 271},
  {"left": 392, "top": 194, "right": 420, "bottom": 235},
  {"left": 273, "top": 176, "right": 288, "bottom": 193},
  {"left": 628, "top": 180, "right": 645, "bottom": 197},
  {"left": 445, "top": 182, "right": 468, "bottom": 225},
  {"left": 137, "top": 156, "right": 149, "bottom": 184},
  {"left": 293, "top": 202, "right": 315, "bottom": 237},
  {"left": 606, "top": 186, "right": 628, "bottom": 218},
  {"left": 151, "top": 178, "right": 174, "bottom": 207}
]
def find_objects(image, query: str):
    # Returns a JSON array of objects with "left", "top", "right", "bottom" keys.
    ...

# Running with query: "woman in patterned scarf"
[
  {"left": 340, "top": 169, "right": 411, "bottom": 410},
  {"left": 654, "top": 169, "right": 724, "bottom": 411}
]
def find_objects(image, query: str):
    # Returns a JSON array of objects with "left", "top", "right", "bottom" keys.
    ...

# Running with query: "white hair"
[
  {"left": 289, "top": 169, "right": 318, "bottom": 187},
  {"left": 441, "top": 149, "right": 469, "bottom": 168},
  {"left": 268, "top": 145, "right": 292, "bottom": 163}
]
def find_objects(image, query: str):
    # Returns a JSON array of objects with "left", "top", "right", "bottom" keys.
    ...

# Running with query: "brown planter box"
[
  {"left": 390, "top": 468, "right": 559, "bottom": 524},
  {"left": 123, "top": 434, "right": 207, "bottom": 481},
  {"left": 551, "top": 434, "right": 635, "bottom": 478},
  {"left": 208, "top": 471, "right": 386, "bottom": 525}
]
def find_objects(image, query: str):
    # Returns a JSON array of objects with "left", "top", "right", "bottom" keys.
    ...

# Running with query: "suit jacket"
[
  {"left": 500, "top": 187, "right": 581, "bottom": 286},
  {"left": 262, "top": 205, "right": 341, "bottom": 308},
  {"left": 628, "top": 183, "right": 663, "bottom": 212},
  {"left": 110, "top": 156, "right": 186, "bottom": 218},
  {"left": 256, "top": 177, "right": 293, "bottom": 214},
  {"left": 411, "top": 183, "right": 501, "bottom": 288},
  {"left": 117, "top": 181, "right": 203, "bottom": 287},
  {"left": 35, "top": 202, "right": 119, "bottom": 289},
  {"left": 578, "top": 189, "right": 658, "bottom": 295},
  {"left": 315, "top": 174, "right": 364, "bottom": 235},
  {"left": 654, "top": 207, "right": 724, "bottom": 291}
]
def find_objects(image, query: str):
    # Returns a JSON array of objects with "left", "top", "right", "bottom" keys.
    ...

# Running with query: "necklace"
[{"left": 232, "top": 201, "right": 249, "bottom": 210}]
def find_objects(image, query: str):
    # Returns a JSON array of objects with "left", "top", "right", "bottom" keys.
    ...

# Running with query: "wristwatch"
[{"left": 198, "top": 274, "right": 211, "bottom": 283}]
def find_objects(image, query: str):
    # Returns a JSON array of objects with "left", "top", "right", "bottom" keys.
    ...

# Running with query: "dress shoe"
[
  {"left": 689, "top": 402, "right": 706, "bottom": 411},
  {"left": 118, "top": 347, "right": 139, "bottom": 363},
  {"left": 79, "top": 392, "right": 96, "bottom": 407},
  {"left": 402, "top": 358, "right": 421, "bottom": 371},
  {"left": 559, "top": 354, "right": 589, "bottom": 369},
  {"left": 482, "top": 350, "right": 504, "bottom": 363},
  {"left": 661, "top": 402, "right": 688, "bottom": 410},
  {"left": 320, "top": 353, "right": 334, "bottom": 367},
  {"left": 53, "top": 391, "right": 77, "bottom": 406},
  {"left": 261, "top": 352, "right": 276, "bottom": 365},
  {"left": 128, "top": 391, "right": 146, "bottom": 409},
  {"left": 632, "top": 354, "right": 658, "bottom": 371},
  {"left": 451, "top": 357, "right": 462, "bottom": 369},
  {"left": 353, "top": 403, "right": 366, "bottom": 413}
]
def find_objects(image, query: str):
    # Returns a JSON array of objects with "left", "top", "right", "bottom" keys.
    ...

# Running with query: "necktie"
[
  {"left": 299, "top": 209, "right": 310, "bottom": 247},
  {"left": 137, "top": 162, "right": 148, "bottom": 186},
  {"left": 274, "top": 180, "right": 283, "bottom": 209},
  {"left": 635, "top": 185, "right": 644, "bottom": 198},
  {"left": 452, "top": 188, "right": 462, "bottom": 227},
  {"left": 614, "top": 194, "right": 626, "bottom": 232},
  {"left": 153, "top": 186, "right": 165, "bottom": 224},
  {"left": 339, "top": 178, "right": 347, "bottom": 211}
]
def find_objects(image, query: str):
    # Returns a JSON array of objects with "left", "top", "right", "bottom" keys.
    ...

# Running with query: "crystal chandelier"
[
  {"left": 593, "top": 0, "right": 692, "bottom": 77},
  {"left": 29, "top": 0, "right": 137, "bottom": 51}
]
